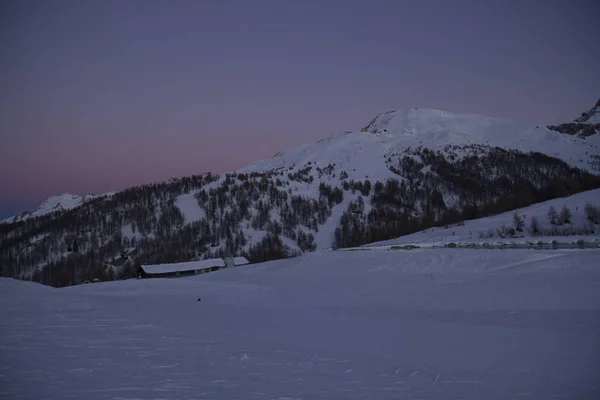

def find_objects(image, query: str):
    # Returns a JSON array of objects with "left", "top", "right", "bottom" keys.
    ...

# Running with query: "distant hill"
[{"left": 1, "top": 193, "right": 113, "bottom": 224}]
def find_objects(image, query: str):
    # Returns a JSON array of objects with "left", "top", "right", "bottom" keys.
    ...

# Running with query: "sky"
[{"left": 1, "top": 0, "right": 599, "bottom": 218}]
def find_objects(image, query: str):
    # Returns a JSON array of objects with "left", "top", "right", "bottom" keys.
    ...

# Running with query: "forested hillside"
[
  {"left": 3, "top": 103, "right": 600, "bottom": 287},
  {"left": 2, "top": 143, "right": 599, "bottom": 287}
]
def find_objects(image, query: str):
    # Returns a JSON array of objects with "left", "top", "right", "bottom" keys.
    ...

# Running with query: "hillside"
[
  {"left": 2, "top": 106, "right": 600, "bottom": 286},
  {"left": 2, "top": 248, "right": 600, "bottom": 398},
  {"left": 364, "top": 188, "right": 600, "bottom": 248}
]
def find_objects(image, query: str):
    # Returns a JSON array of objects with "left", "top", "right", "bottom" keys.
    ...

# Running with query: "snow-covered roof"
[
  {"left": 233, "top": 256, "right": 250, "bottom": 266},
  {"left": 141, "top": 258, "right": 226, "bottom": 274}
]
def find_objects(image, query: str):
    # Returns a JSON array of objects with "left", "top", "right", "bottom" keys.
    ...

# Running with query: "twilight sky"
[{"left": 1, "top": 0, "right": 599, "bottom": 218}]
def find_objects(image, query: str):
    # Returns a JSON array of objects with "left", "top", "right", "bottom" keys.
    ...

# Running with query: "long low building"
[{"left": 138, "top": 256, "right": 250, "bottom": 279}]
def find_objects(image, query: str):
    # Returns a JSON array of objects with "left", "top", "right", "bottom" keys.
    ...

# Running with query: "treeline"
[
  {"left": 0, "top": 168, "right": 340, "bottom": 286},
  {"left": 333, "top": 146, "right": 600, "bottom": 248},
  {"left": 483, "top": 203, "right": 599, "bottom": 239}
]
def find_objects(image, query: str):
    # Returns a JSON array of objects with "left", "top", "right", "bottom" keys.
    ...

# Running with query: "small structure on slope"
[
  {"left": 224, "top": 256, "right": 250, "bottom": 268},
  {"left": 137, "top": 256, "right": 250, "bottom": 279},
  {"left": 138, "top": 258, "right": 225, "bottom": 279}
]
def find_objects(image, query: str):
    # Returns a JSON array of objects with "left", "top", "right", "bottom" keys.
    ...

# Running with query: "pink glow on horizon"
[{"left": 1, "top": 0, "right": 599, "bottom": 215}]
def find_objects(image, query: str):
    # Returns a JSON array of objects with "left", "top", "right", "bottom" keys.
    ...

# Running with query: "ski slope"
[{"left": 2, "top": 248, "right": 599, "bottom": 399}]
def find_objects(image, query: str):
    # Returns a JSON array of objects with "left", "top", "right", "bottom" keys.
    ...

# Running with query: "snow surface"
[
  {"left": 175, "top": 192, "right": 206, "bottom": 224},
  {"left": 574, "top": 102, "right": 600, "bottom": 124},
  {"left": 584, "top": 113, "right": 600, "bottom": 124},
  {"left": 367, "top": 188, "right": 600, "bottom": 248},
  {"left": 2, "top": 248, "right": 600, "bottom": 399},
  {"left": 142, "top": 258, "right": 226, "bottom": 274},
  {"left": 120, "top": 223, "right": 142, "bottom": 241},
  {"left": 233, "top": 256, "right": 249, "bottom": 266},
  {"left": 315, "top": 193, "right": 360, "bottom": 249}
]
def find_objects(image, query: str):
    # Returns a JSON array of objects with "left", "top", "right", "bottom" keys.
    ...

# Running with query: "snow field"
[{"left": 2, "top": 248, "right": 600, "bottom": 399}]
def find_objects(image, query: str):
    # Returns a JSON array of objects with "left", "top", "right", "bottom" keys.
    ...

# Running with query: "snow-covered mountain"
[
  {"left": 574, "top": 98, "right": 600, "bottom": 124},
  {"left": 1, "top": 193, "right": 112, "bottom": 224},
  {"left": 548, "top": 98, "right": 600, "bottom": 138},
  {"left": 241, "top": 107, "right": 599, "bottom": 177},
  {"left": 2, "top": 105, "right": 600, "bottom": 286},
  {"left": 4, "top": 106, "right": 598, "bottom": 226}
]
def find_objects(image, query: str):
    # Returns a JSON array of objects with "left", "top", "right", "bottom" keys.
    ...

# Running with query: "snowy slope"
[
  {"left": 174, "top": 192, "right": 206, "bottom": 224},
  {"left": 2, "top": 248, "right": 599, "bottom": 399},
  {"left": 1, "top": 192, "right": 112, "bottom": 224},
  {"left": 240, "top": 108, "right": 599, "bottom": 177},
  {"left": 365, "top": 188, "right": 600, "bottom": 248},
  {"left": 574, "top": 99, "right": 600, "bottom": 124},
  {"left": 548, "top": 99, "right": 600, "bottom": 139}
]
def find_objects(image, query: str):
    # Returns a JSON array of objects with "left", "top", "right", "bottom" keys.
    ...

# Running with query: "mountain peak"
[
  {"left": 573, "top": 99, "right": 600, "bottom": 124},
  {"left": 363, "top": 108, "right": 451, "bottom": 133},
  {"left": 1, "top": 193, "right": 107, "bottom": 224},
  {"left": 241, "top": 106, "right": 598, "bottom": 180},
  {"left": 547, "top": 98, "right": 600, "bottom": 137},
  {"left": 38, "top": 193, "right": 83, "bottom": 211}
]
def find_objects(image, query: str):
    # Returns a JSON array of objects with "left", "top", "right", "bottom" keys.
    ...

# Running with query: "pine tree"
[
  {"left": 547, "top": 206, "right": 558, "bottom": 225},
  {"left": 559, "top": 205, "right": 572, "bottom": 224},
  {"left": 529, "top": 216, "right": 540, "bottom": 235},
  {"left": 512, "top": 212, "right": 524, "bottom": 232},
  {"left": 584, "top": 203, "right": 599, "bottom": 224}
]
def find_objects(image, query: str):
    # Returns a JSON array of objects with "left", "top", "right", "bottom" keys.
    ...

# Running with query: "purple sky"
[{"left": 1, "top": 0, "right": 599, "bottom": 218}]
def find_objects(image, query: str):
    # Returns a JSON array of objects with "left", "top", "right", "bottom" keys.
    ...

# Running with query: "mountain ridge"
[
  {"left": 239, "top": 106, "right": 599, "bottom": 178},
  {"left": 573, "top": 98, "right": 600, "bottom": 124},
  {"left": 7, "top": 105, "right": 599, "bottom": 225},
  {"left": 548, "top": 98, "right": 600, "bottom": 137},
  {"left": 2, "top": 192, "right": 114, "bottom": 224}
]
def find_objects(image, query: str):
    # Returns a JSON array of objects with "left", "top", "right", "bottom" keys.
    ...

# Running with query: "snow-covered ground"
[
  {"left": 175, "top": 192, "right": 206, "bottom": 224},
  {"left": 2, "top": 248, "right": 599, "bottom": 399},
  {"left": 366, "top": 189, "right": 600, "bottom": 248}
]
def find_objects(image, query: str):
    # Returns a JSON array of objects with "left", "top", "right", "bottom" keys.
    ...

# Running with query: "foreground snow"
[{"left": 2, "top": 249, "right": 600, "bottom": 399}]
